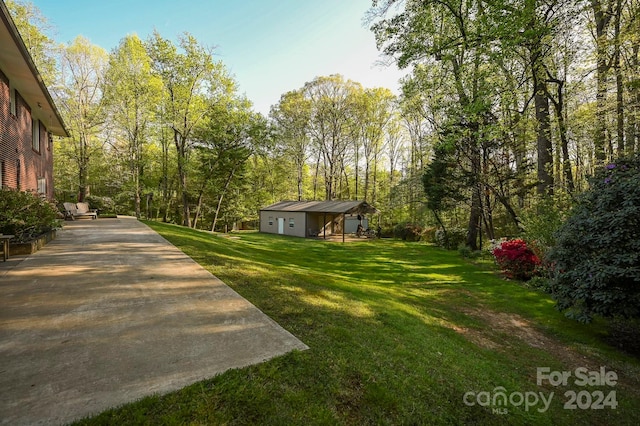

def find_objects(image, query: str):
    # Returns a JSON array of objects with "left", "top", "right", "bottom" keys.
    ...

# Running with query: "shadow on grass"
[{"left": 90, "top": 222, "right": 640, "bottom": 426}]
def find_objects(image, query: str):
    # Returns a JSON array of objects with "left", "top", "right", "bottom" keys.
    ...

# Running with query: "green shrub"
[
  {"left": 548, "top": 154, "right": 640, "bottom": 323},
  {"left": 458, "top": 243, "right": 481, "bottom": 259},
  {"left": 0, "top": 188, "right": 61, "bottom": 242},
  {"left": 421, "top": 226, "right": 438, "bottom": 244},
  {"left": 85, "top": 195, "right": 115, "bottom": 213},
  {"left": 520, "top": 194, "right": 571, "bottom": 260},
  {"left": 394, "top": 223, "right": 424, "bottom": 241},
  {"left": 434, "top": 227, "right": 467, "bottom": 250},
  {"left": 525, "top": 276, "right": 552, "bottom": 292}
]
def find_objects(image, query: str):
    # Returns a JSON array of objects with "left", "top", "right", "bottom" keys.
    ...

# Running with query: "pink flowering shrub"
[{"left": 491, "top": 239, "right": 541, "bottom": 280}]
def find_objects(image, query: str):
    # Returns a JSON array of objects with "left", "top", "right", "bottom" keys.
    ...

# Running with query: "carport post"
[
  {"left": 342, "top": 213, "right": 345, "bottom": 243},
  {"left": 323, "top": 213, "right": 326, "bottom": 239}
]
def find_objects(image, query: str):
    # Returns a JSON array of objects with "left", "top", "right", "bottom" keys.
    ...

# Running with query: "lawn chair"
[{"left": 63, "top": 202, "right": 98, "bottom": 220}]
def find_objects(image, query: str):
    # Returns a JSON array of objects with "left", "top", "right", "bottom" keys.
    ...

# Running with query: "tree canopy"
[{"left": 7, "top": 0, "right": 639, "bottom": 242}]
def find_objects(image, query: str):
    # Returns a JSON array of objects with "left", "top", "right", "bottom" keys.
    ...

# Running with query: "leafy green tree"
[
  {"left": 5, "top": 0, "right": 57, "bottom": 86},
  {"left": 304, "top": 75, "right": 359, "bottom": 200},
  {"left": 55, "top": 36, "right": 109, "bottom": 202},
  {"left": 548, "top": 154, "right": 640, "bottom": 322},
  {"left": 352, "top": 86, "right": 396, "bottom": 204},
  {"left": 104, "top": 34, "right": 163, "bottom": 218},
  {"left": 371, "top": 0, "right": 501, "bottom": 249},
  {"left": 270, "top": 90, "right": 312, "bottom": 201},
  {"left": 192, "top": 98, "right": 268, "bottom": 231},
  {"left": 146, "top": 32, "right": 228, "bottom": 227}
]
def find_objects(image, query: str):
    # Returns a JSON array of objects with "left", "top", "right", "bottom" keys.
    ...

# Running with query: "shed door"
[{"left": 277, "top": 217, "right": 285, "bottom": 234}]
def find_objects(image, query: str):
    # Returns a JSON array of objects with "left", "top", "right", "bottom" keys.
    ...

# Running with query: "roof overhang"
[
  {"left": 0, "top": 1, "right": 68, "bottom": 137},
  {"left": 261, "top": 200, "right": 379, "bottom": 215}
]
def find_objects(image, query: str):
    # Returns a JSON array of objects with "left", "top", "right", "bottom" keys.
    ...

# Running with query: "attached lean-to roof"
[
  {"left": 0, "top": 1, "right": 68, "bottom": 137},
  {"left": 261, "top": 200, "right": 378, "bottom": 215}
]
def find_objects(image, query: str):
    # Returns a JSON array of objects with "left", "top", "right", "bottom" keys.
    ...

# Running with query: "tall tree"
[
  {"left": 352, "top": 86, "right": 396, "bottom": 203},
  {"left": 304, "top": 75, "right": 357, "bottom": 200},
  {"left": 55, "top": 36, "right": 108, "bottom": 202},
  {"left": 371, "top": 0, "right": 495, "bottom": 249},
  {"left": 146, "top": 31, "right": 220, "bottom": 227},
  {"left": 626, "top": 0, "right": 640, "bottom": 153},
  {"left": 270, "top": 90, "right": 312, "bottom": 201},
  {"left": 192, "top": 97, "right": 266, "bottom": 230},
  {"left": 591, "top": 0, "right": 615, "bottom": 161},
  {"left": 6, "top": 0, "right": 57, "bottom": 85},
  {"left": 104, "top": 35, "right": 162, "bottom": 218}
]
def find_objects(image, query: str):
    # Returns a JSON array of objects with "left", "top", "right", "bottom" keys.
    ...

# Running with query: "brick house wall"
[{"left": 0, "top": 68, "right": 54, "bottom": 199}]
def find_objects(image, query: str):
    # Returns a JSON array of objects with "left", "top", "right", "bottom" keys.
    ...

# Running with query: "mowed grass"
[{"left": 76, "top": 223, "right": 640, "bottom": 425}]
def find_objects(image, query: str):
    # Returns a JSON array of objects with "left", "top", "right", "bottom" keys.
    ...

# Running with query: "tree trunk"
[
  {"left": 78, "top": 160, "right": 88, "bottom": 202},
  {"left": 192, "top": 191, "right": 204, "bottom": 229},
  {"left": 296, "top": 156, "right": 303, "bottom": 201},
  {"left": 161, "top": 127, "right": 170, "bottom": 222},
  {"left": 592, "top": 0, "right": 613, "bottom": 162},
  {"left": 134, "top": 172, "right": 141, "bottom": 219},
  {"left": 467, "top": 140, "right": 482, "bottom": 251},
  {"left": 211, "top": 167, "right": 237, "bottom": 232},
  {"left": 174, "top": 130, "right": 191, "bottom": 227},
  {"left": 313, "top": 154, "right": 321, "bottom": 200},
  {"left": 77, "top": 131, "right": 90, "bottom": 202},
  {"left": 614, "top": 0, "right": 624, "bottom": 155},
  {"left": 467, "top": 182, "right": 482, "bottom": 251},
  {"left": 535, "top": 78, "right": 554, "bottom": 195},
  {"left": 633, "top": 42, "right": 640, "bottom": 153},
  {"left": 550, "top": 79, "right": 574, "bottom": 192}
]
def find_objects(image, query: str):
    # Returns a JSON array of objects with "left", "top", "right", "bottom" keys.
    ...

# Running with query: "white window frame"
[
  {"left": 37, "top": 177, "right": 46, "bottom": 196},
  {"left": 289, "top": 218, "right": 295, "bottom": 228}
]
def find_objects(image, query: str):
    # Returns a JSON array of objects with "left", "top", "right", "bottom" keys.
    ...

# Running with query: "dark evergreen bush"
[{"left": 548, "top": 154, "right": 640, "bottom": 323}]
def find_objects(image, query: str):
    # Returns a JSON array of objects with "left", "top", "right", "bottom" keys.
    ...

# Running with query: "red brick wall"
[{"left": 0, "top": 68, "right": 55, "bottom": 199}]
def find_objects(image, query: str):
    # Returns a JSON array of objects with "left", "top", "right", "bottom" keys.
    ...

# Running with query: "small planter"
[{"left": 9, "top": 229, "right": 57, "bottom": 255}]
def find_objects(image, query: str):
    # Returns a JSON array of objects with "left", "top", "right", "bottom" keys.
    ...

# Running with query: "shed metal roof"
[{"left": 261, "top": 200, "right": 378, "bottom": 215}]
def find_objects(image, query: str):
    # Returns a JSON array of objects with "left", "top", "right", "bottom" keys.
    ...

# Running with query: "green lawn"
[{"left": 76, "top": 222, "right": 640, "bottom": 425}]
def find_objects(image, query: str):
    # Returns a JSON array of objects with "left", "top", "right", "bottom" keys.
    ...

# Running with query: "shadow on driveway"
[{"left": 0, "top": 217, "right": 308, "bottom": 425}]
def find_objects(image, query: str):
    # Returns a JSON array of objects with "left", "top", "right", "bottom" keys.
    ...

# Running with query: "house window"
[
  {"left": 32, "top": 118, "right": 40, "bottom": 153},
  {"left": 289, "top": 218, "right": 295, "bottom": 228},
  {"left": 37, "top": 177, "right": 46, "bottom": 196},
  {"left": 10, "top": 84, "right": 16, "bottom": 116},
  {"left": 268, "top": 216, "right": 273, "bottom": 225}
]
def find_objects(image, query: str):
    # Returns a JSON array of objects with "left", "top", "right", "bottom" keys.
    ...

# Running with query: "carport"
[{"left": 259, "top": 200, "right": 379, "bottom": 242}]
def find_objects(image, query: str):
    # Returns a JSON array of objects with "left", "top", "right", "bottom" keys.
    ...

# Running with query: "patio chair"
[{"left": 63, "top": 202, "right": 97, "bottom": 220}]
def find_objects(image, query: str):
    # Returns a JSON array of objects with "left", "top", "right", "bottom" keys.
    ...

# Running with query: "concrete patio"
[{"left": 0, "top": 217, "right": 308, "bottom": 425}]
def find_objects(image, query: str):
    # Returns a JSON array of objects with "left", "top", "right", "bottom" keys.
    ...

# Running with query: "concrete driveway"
[{"left": 0, "top": 217, "right": 308, "bottom": 425}]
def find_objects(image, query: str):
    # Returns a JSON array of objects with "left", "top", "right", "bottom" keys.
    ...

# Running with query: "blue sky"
[{"left": 32, "top": 0, "right": 407, "bottom": 115}]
